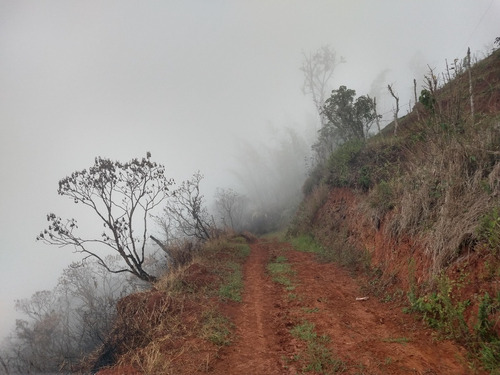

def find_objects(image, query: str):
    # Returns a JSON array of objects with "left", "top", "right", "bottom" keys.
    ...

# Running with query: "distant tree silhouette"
[
  {"left": 160, "top": 171, "right": 215, "bottom": 242},
  {"left": 1, "top": 257, "right": 132, "bottom": 373},
  {"left": 301, "top": 45, "right": 345, "bottom": 129},
  {"left": 214, "top": 187, "right": 247, "bottom": 231}
]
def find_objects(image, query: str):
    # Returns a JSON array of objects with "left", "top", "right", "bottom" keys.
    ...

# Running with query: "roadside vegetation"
[
  {"left": 289, "top": 320, "right": 346, "bottom": 374},
  {"left": 0, "top": 234, "right": 250, "bottom": 374},
  {"left": 290, "top": 47, "right": 500, "bottom": 372},
  {"left": 267, "top": 255, "right": 296, "bottom": 290},
  {"left": 86, "top": 235, "right": 250, "bottom": 373}
]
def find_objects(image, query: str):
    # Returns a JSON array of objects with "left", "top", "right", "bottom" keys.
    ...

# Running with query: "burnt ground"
[{"left": 211, "top": 240, "right": 481, "bottom": 375}]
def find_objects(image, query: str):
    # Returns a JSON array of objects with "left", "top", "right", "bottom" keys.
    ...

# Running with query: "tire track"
[{"left": 211, "top": 241, "right": 286, "bottom": 374}]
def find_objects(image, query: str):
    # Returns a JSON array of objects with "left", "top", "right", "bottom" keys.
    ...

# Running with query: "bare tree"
[
  {"left": 37, "top": 154, "right": 173, "bottom": 283},
  {"left": 0, "top": 354, "right": 8, "bottom": 375},
  {"left": 214, "top": 188, "right": 246, "bottom": 231},
  {"left": 57, "top": 256, "right": 132, "bottom": 348},
  {"left": 301, "top": 45, "right": 345, "bottom": 128},
  {"left": 467, "top": 47, "right": 475, "bottom": 123},
  {"left": 387, "top": 84, "right": 400, "bottom": 136},
  {"left": 1, "top": 257, "right": 132, "bottom": 373},
  {"left": 161, "top": 171, "right": 214, "bottom": 241},
  {"left": 413, "top": 78, "right": 421, "bottom": 121},
  {"left": 422, "top": 65, "right": 442, "bottom": 116},
  {"left": 12, "top": 290, "right": 64, "bottom": 373},
  {"left": 373, "top": 96, "right": 381, "bottom": 134}
]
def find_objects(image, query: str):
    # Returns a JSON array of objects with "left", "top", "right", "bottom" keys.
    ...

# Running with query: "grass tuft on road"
[
  {"left": 267, "top": 255, "right": 295, "bottom": 290},
  {"left": 289, "top": 320, "right": 346, "bottom": 374}
]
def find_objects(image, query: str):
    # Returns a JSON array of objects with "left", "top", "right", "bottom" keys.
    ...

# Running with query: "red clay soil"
[
  {"left": 211, "top": 240, "right": 287, "bottom": 374},
  {"left": 211, "top": 240, "right": 483, "bottom": 375}
]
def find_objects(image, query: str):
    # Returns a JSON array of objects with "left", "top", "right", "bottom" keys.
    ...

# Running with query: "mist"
[{"left": 1, "top": 0, "right": 499, "bottom": 346}]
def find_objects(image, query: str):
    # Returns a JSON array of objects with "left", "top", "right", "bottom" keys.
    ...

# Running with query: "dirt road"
[{"left": 212, "top": 240, "right": 479, "bottom": 375}]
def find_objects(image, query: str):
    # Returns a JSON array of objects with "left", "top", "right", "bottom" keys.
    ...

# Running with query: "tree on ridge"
[{"left": 37, "top": 153, "right": 173, "bottom": 283}]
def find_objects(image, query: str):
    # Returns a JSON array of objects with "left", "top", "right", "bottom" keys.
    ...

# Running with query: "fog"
[{"left": 1, "top": 1, "right": 499, "bottom": 341}]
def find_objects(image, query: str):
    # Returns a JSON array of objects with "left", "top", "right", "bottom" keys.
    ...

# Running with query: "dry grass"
[
  {"left": 386, "top": 118, "right": 500, "bottom": 275},
  {"left": 120, "top": 340, "right": 174, "bottom": 374},
  {"left": 87, "top": 236, "right": 250, "bottom": 374}
]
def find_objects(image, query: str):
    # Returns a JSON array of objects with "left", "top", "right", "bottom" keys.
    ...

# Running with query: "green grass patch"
[
  {"left": 218, "top": 262, "right": 244, "bottom": 302},
  {"left": 233, "top": 243, "right": 251, "bottom": 258},
  {"left": 289, "top": 320, "right": 346, "bottom": 374},
  {"left": 407, "top": 275, "right": 500, "bottom": 372},
  {"left": 290, "top": 234, "right": 324, "bottom": 254},
  {"left": 267, "top": 255, "right": 295, "bottom": 290},
  {"left": 477, "top": 206, "right": 500, "bottom": 255},
  {"left": 290, "top": 321, "right": 317, "bottom": 341},
  {"left": 201, "top": 309, "right": 233, "bottom": 346},
  {"left": 408, "top": 274, "right": 470, "bottom": 341},
  {"left": 290, "top": 233, "right": 371, "bottom": 272}
]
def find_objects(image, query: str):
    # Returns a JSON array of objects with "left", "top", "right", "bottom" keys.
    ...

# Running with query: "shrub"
[
  {"left": 474, "top": 292, "right": 500, "bottom": 373},
  {"left": 409, "top": 274, "right": 470, "bottom": 342},
  {"left": 368, "top": 180, "right": 395, "bottom": 217},
  {"left": 324, "top": 139, "right": 364, "bottom": 187},
  {"left": 477, "top": 207, "right": 500, "bottom": 255}
]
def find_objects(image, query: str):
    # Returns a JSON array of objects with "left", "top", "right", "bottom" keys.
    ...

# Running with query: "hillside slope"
[
  {"left": 291, "top": 48, "right": 500, "bottom": 372},
  {"left": 87, "top": 49, "right": 500, "bottom": 374}
]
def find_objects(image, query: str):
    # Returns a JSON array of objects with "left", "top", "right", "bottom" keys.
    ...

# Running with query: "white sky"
[{"left": 1, "top": 0, "right": 498, "bottom": 340}]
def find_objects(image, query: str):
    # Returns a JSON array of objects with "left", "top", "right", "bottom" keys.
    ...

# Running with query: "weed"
[
  {"left": 290, "top": 234, "right": 371, "bottom": 273},
  {"left": 477, "top": 206, "right": 500, "bottom": 255},
  {"left": 218, "top": 262, "right": 244, "bottom": 302},
  {"left": 233, "top": 243, "right": 251, "bottom": 258},
  {"left": 409, "top": 274, "right": 470, "bottom": 342},
  {"left": 289, "top": 320, "right": 346, "bottom": 373},
  {"left": 368, "top": 180, "right": 395, "bottom": 216},
  {"left": 325, "top": 139, "right": 365, "bottom": 188},
  {"left": 382, "top": 337, "right": 410, "bottom": 344},
  {"left": 358, "top": 165, "right": 371, "bottom": 191},
  {"left": 288, "top": 183, "right": 329, "bottom": 235},
  {"left": 475, "top": 292, "right": 497, "bottom": 341},
  {"left": 407, "top": 257, "right": 418, "bottom": 306},
  {"left": 230, "top": 236, "right": 247, "bottom": 244},
  {"left": 267, "top": 256, "right": 295, "bottom": 289},
  {"left": 302, "top": 307, "right": 320, "bottom": 313},
  {"left": 126, "top": 340, "right": 174, "bottom": 374},
  {"left": 275, "top": 255, "right": 288, "bottom": 263},
  {"left": 480, "top": 341, "right": 500, "bottom": 375},
  {"left": 290, "top": 321, "right": 317, "bottom": 341},
  {"left": 474, "top": 292, "right": 500, "bottom": 373},
  {"left": 201, "top": 309, "right": 233, "bottom": 346},
  {"left": 290, "top": 234, "right": 324, "bottom": 254}
]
